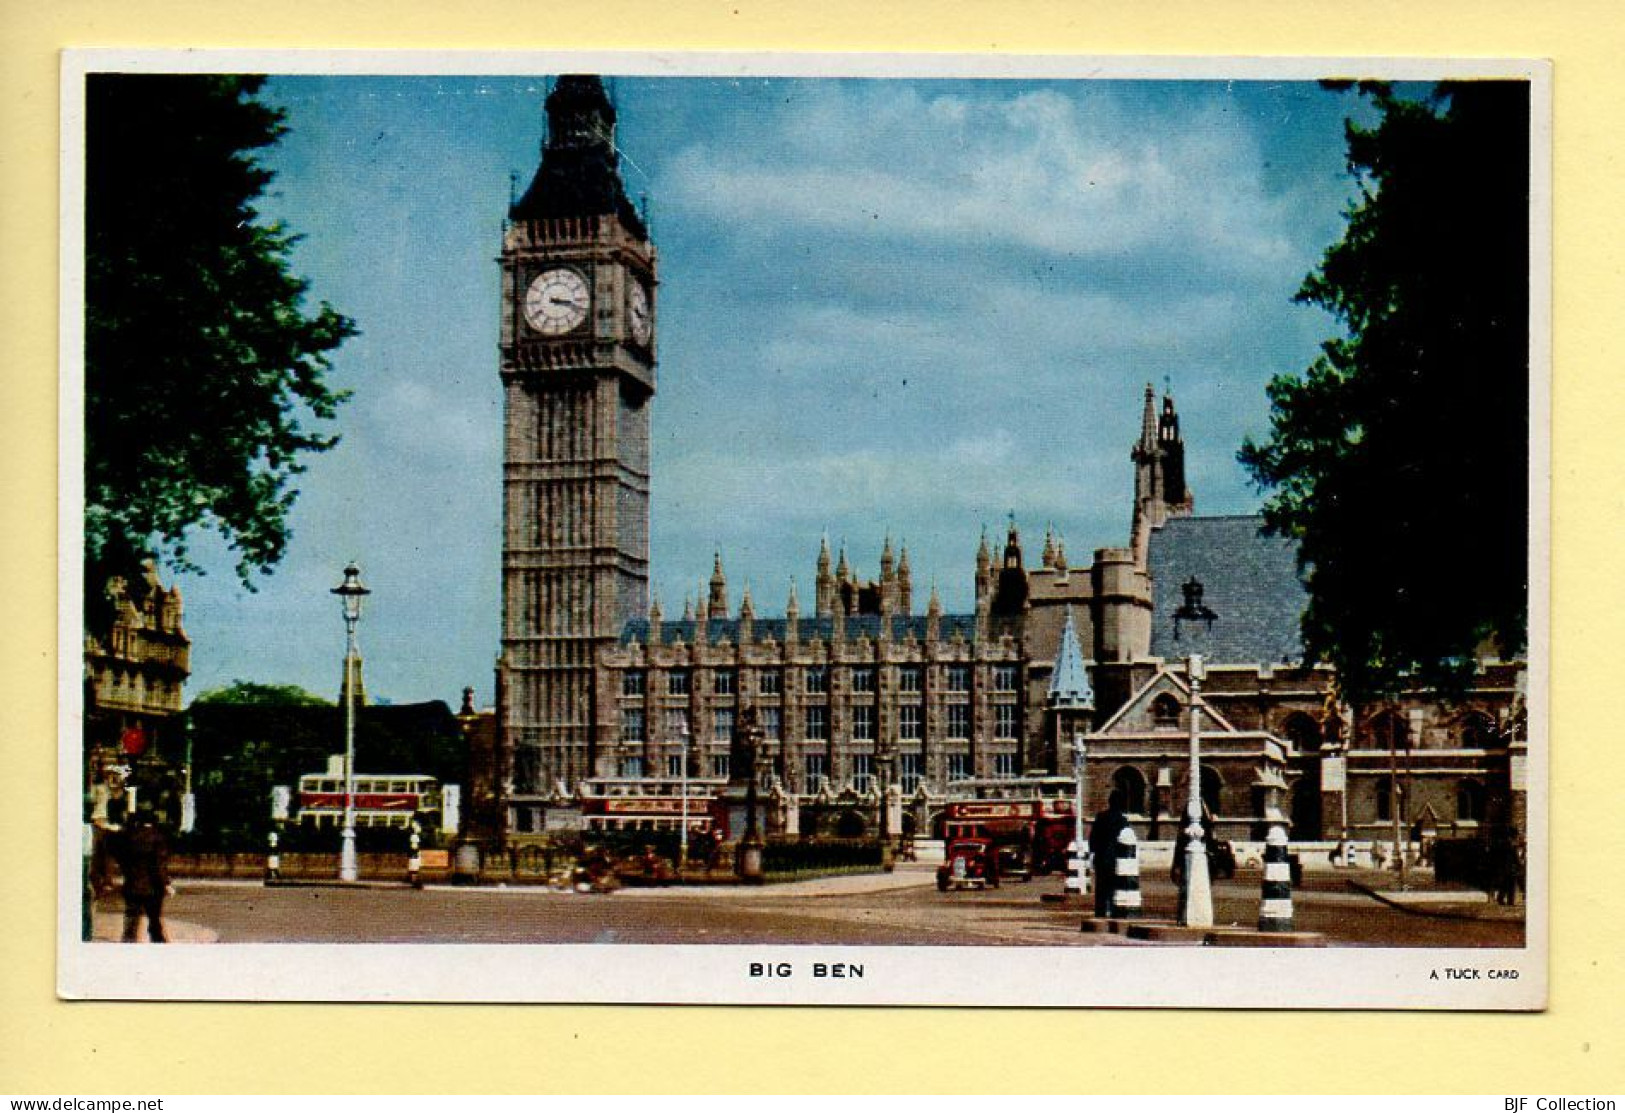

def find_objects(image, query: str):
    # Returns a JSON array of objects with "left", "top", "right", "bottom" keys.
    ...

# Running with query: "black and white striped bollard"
[
  {"left": 408, "top": 822, "right": 423, "bottom": 889},
  {"left": 1259, "top": 825, "right": 1294, "bottom": 932},
  {"left": 1110, "top": 825, "right": 1142, "bottom": 919},
  {"left": 1064, "top": 840, "right": 1089, "bottom": 898},
  {"left": 265, "top": 828, "right": 280, "bottom": 883}
]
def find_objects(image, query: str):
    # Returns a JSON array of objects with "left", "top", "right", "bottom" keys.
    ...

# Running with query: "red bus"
[
  {"left": 577, "top": 777, "right": 728, "bottom": 835},
  {"left": 297, "top": 760, "right": 442, "bottom": 831},
  {"left": 940, "top": 777, "right": 1078, "bottom": 877}
]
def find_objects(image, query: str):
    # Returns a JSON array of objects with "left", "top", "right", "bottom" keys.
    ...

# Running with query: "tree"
[
  {"left": 192, "top": 680, "right": 332, "bottom": 707},
  {"left": 85, "top": 74, "right": 355, "bottom": 614},
  {"left": 1239, "top": 82, "right": 1530, "bottom": 703},
  {"left": 185, "top": 696, "right": 465, "bottom": 851}
]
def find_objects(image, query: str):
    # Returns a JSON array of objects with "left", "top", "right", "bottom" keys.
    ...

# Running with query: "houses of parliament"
[{"left": 492, "top": 76, "right": 1527, "bottom": 847}]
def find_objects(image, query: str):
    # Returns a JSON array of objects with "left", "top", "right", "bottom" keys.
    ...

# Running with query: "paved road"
[{"left": 114, "top": 863, "right": 1525, "bottom": 948}]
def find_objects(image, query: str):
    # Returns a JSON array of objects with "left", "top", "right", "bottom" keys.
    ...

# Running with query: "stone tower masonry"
[{"left": 498, "top": 76, "right": 658, "bottom": 791}]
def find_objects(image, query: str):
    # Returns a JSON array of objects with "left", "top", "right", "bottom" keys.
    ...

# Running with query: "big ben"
[{"left": 498, "top": 76, "right": 655, "bottom": 805}]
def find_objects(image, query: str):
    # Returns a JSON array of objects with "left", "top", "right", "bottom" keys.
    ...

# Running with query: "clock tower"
[{"left": 498, "top": 76, "right": 656, "bottom": 798}]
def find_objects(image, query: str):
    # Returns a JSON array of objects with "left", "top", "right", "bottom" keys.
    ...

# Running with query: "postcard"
[{"left": 59, "top": 49, "right": 1549, "bottom": 1008}]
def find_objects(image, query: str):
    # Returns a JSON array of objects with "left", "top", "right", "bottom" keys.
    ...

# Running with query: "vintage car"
[
  {"left": 936, "top": 837, "right": 1000, "bottom": 891},
  {"left": 1171, "top": 835, "right": 1238, "bottom": 882}
]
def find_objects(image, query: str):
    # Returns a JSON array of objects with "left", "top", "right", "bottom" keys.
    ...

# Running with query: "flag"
[{"left": 120, "top": 723, "right": 147, "bottom": 756}]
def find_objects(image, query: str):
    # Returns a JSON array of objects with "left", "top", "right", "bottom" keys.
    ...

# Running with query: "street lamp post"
[
  {"left": 1180, "top": 653, "right": 1214, "bottom": 927},
  {"left": 677, "top": 723, "right": 691, "bottom": 875},
  {"left": 1071, "top": 731, "right": 1089, "bottom": 897},
  {"left": 331, "top": 563, "right": 371, "bottom": 883}
]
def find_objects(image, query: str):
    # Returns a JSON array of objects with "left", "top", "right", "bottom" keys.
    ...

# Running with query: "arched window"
[
  {"left": 1151, "top": 693, "right": 1182, "bottom": 729},
  {"left": 1457, "top": 780, "right": 1487, "bottom": 822},
  {"left": 1200, "top": 766, "right": 1224, "bottom": 819},
  {"left": 1111, "top": 766, "right": 1148, "bottom": 815},
  {"left": 1368, "top": 710, "right": 1410, "bottom": 750},
  {"left": 1374, "top": 774, "right": 1395, "bottom": 822},
  {"left": 1283, "top": 712, "right": 1322, "bottom": 754}
]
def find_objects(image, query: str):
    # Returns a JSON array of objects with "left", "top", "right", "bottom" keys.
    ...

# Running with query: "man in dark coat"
[
  {"left": 115, "top": 808, "right": 171, "bottom": 942},
  {"left": 1087, "top": 790, "right": 1130, "bottom": 917}
]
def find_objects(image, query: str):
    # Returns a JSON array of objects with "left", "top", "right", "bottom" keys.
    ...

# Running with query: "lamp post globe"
[{"left": 331, "top": 563, "right": 371, "bottom": 883}]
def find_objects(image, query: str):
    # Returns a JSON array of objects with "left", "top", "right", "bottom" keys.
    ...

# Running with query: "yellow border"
[{"left": 5, "top": 0, "right": 1621, "bottom": 1094}]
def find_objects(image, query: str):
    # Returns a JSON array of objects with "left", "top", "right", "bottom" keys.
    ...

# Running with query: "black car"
[{"left": 1170, "top": 835, "right": 1236, "bottom": 882}]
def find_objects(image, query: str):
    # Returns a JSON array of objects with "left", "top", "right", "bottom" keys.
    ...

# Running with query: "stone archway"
[{"left": 1290, "top": 770, "right": 1323, "bottom": 840}]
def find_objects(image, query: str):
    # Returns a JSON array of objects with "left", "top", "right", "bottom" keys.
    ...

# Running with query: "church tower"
[
  {"left": 1129, "top": 384, "right": 1196, "bottom": 563},
  {"left": 498, "top": 76, "right": 657, "bottom": 793}
]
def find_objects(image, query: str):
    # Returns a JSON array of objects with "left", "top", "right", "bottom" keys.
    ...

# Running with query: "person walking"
[
  {"left": 1087, "top": 790, "right": 1130, "bottom": 917},
  {"left": 115, "top": 807, "right": 172, "bottom": 943}
]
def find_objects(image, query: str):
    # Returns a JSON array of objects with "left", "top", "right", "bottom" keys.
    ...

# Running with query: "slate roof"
[
  {"left": 620, "top": 613, "right": 986, "bottom": 646},
  {"left": 1146, "top": 515, "right": 1308, "bottom": 665}
]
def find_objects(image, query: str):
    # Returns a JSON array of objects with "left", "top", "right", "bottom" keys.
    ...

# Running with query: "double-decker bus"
[
  {"left": 577, "top": 777, "right": 728, "bottom": 835},
  {"left": 940, "top": 776, "right": 1079, "bottom": 876},
  {"left": 296, "top": 755, "right": 443, "bottom": 831}
]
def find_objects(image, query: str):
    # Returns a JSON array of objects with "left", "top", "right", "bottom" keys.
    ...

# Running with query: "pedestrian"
[
  {"left": 1087, "top": 790, "right": 1129, "bottom": 917},
  {"left": 1491, "top": 828, "right": 1522, "bottom": 906},
  {"left": 114, "top": 807, "right": 172, "bottom": 943}
]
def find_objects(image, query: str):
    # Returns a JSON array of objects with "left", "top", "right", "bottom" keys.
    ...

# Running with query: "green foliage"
[
  {"left": 1239, "top": 82, "right": 1530, "bottom": 703},
  {"left": 85, "top": 74, "right": 355, "bottom": 607},
  {"left": 762, "top": 837, "right": 886, "bottom": 879},
  {"left": 185, "top": 699, "right": 464, "bottom": 851},
  {"left": 193, "top": 680, "right": 332, "bottom": 707}
]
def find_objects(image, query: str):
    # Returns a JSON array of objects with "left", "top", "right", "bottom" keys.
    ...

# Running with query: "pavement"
[
  {"left": 108, "top": 859, "right": 1522, "bottom": 946},
  {"left": 89, "top": 904, "right": 219, "bottom": 943}
]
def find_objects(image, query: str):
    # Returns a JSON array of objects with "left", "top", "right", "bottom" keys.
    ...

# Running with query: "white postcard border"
[{"left": 58, "top": 48, "right": 1551, "bottom": 1010}]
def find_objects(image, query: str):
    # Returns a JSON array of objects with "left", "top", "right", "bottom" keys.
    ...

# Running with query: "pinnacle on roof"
[
  {"left": 1047, "top": 607, "right": 1094, "bottom": 710},
  {"left": 817, "top": 534, "right": 832, "bottom": 572},
  {"left": 786, "top": 577, "right": 801, "bottom": 615},
  {"left": 1138, "top": 381, "right": 1159, "bottom": 451},
  {"left": 511, "top": 75, "right": 647, "bottom": 239}
]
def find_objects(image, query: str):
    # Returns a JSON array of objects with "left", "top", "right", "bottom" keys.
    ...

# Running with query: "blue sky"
[{"left": 168, "top": 74, "right": 1369, "bottom": 707}]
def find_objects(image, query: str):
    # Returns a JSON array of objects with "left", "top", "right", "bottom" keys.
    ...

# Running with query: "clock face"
[
  {"left": 523, "top": 268, "right": 590, "bottom": 335},
  {"left": 628, "top": 280, "right": 652, "bottom": 346}
]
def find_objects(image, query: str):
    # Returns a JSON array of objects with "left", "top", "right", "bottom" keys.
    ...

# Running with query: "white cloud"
[{"left": 663, "top": 84, "right": 1302, "bottom": 275}]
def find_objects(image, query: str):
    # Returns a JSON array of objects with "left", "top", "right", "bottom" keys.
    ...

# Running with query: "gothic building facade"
[{"left": 494, "top": 76, "right": 1528, "bottom": 847}]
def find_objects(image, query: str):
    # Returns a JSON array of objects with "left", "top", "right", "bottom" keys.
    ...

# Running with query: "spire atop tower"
[
  {"left": 1138, "top": 380, "right": 1158, "bottom": 452},
  {"left": 511, "top": 74, "right": 647, "bottom": 238},
  {"left": 707, "top": 552, "right": 729, "bottom": 620},
  {"left": 1047, "top": 607, "right": 1093, "bottom": 710}
]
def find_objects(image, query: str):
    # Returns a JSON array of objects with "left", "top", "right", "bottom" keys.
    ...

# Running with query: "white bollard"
[
  {"left": 1110, "top": 826, "right": 1142, "bottom": 919},
  {"left": 1259, "top": 825, "right": 1294, "bottom": 932},
  {"left": 408, "top": 825, "right": 422, "bottom": 889},
  {"left": 1064, "top": 840, "right": 1090, "bottom": 896}
]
